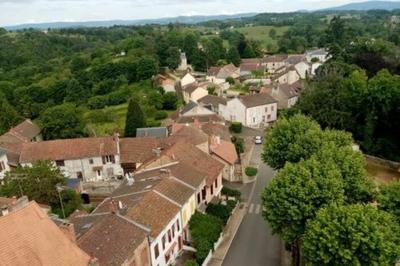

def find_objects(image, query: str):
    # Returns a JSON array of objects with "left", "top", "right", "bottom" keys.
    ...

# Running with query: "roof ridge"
[
  {"left": 153, "top": 189, "right": 182, "bottom": 208},
  {"left": 171, "top": 176, "right": 196, "bottom": 190},
  {"left": 116, "top": 213, "right": 151, "bottom": 233}
]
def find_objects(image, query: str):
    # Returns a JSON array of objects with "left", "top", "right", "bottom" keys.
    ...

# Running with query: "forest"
[{"left": 0, "top": 9, "right": 399, "bottom": 160}]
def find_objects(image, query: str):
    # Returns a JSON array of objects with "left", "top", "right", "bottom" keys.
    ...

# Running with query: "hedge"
[
  {"left": 230, "top": 122, "right": 242, "bottom": 133},
  {"left": 245, "top": 167, "right": 258, "bottom": 177},
  {"left": 221, "top": 186, "right": 241, "bottom": 199},
  {"left": 189, "top": 212, "right": 223, "bottom": 264}
]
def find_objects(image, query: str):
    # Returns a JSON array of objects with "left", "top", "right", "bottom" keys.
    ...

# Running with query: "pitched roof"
[
  {"left": 0, "top": 132, "right": 26, "bottom": 155},
  {"left": 239, "top": 93, "right": 277, "bottom": 108},
  {"left": 286, "top": 54, "right": 307, "bottom": 65},
  {"left": 164, "top": 141, "right": 224, "bottom": 186},
  {"left": 175, "top": 114, "right": 225, "bottom": 124},
  {"left": 126, "top": 191, "right": 180, "bottom": 238},
  {"left": 207, "top": 66, "right": 222, "bottom": 77},
  {"left": 9, "top": 119, "right": 41, "bottom": 141},
  {"left": 76, "top": 213, "right": 149, "bottom": 266},
  {"left": 210, "top": 139, "right": 238, "bottom": 165},
  {"left": 263, "top": 55, "right": 288, "bottom": 63},
  {"left": 241, "top": 58, "right": 263, "bottom": 65},
  {"left": 119, "top": 137, "right": 161, "bottom": 164},
  {"left": 201, "top": 122, "right": 231, "bottom": 141},
  {"left": 183, "top": 82, "right": 200, "bottom": 95},
  {"left": 136, "top": 127, "right": 168, "bottom": 138},
  {"left": 278, "top": 84, "right": 299, "bottom": 99},
  {"left": 154, "top": 177, "right": 195, "bottom": 205},
  {"left": 168, "top": 162, "right": 207, "bottom": 188},
  {"left": 19, "top": 136, "right": 119, "bottom": 163},
  {"left": 169, "top": 125, "right": 209, "bottom": 147},
  {"left": 0, "top": 201, "right": 90, "bottom": 266},
  {"left": 198, "top": 95, "right": 227, "bottom": 108},
  {"left": 240, "top": 64, "right": 265, "bottom": 73}
]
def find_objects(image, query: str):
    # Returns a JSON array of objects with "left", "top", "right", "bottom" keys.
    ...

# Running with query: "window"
[
  {"left": 197, "top": 193, "right": 201, "bottom": 204},
  {"left": 168, "top": 230, "right": 172, "bottom": 242},
  {"left": 262, "top": 116, "right": 265, "bottom": 122},
  {"left": 267, "top": 114, "right": 271, "bottom": 120},
  {"left": 76, "top": 172, "right": 83, "bottom": 179},
  {"left": 253, "top": 117, "right": 256, "bottom": 123},
  {"left": 172, "top": 225, "right": 175, "bottom": 238},
  {"left": 215, "top": 178, "right": 218, "bottom": 188},
  {"left": 89, "top": 159, "right": 94, "bottom": 164},
  {"left": 154, "top": 244, "right": 159, "bottom": 259},
  {"left": 271, "top": 105, "right": 275, "bottom": 111},
  {"left": 55, "top": 160, "right": 65, "bottom": 167},
  {"left": 176, "top": 220, "right": 180, "bottom": 231},
  {"left": 102, "top": 155, "right": 115, "bottom": 164},
  {"left": 162, "top": 235, "right": 166, "bottom": 249},
  {"left": 0, "top": 161, "right": 5, "bottom": 171},
  {"left": 210, "top": 184, "right": 214, "bottom": 195},
  {"left": 265, "top": 106, "right": 268, "bottom": 112}
]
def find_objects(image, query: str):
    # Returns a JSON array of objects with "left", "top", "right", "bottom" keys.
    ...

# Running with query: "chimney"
[
  {"left": 109, "top": 199, "right": 117, "bottom": 214},
  {"left": 9, "top": 196, "right": 29, "bottom": 213},
  {"left": 59, "top": 222, "right": 77, "bottom": 243},
  {"left": 113, "top": 133, "right": 120, "bottom": 155}
]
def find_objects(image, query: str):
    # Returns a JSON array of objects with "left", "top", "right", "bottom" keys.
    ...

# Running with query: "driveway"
[{"left": 222, "top": 144, "right": 281, "bottom": 266}]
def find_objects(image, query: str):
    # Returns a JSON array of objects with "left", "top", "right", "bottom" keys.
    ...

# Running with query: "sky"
[{"left": 0, "top": 0, "right": 386, "bottom": 26}]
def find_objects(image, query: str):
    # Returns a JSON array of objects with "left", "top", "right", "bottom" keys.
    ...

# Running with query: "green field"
[{"left": 234, "top": 25, "right": 290, "bottom": 52}]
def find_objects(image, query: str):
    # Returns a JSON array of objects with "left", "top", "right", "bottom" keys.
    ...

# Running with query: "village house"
[
  {"left": 209, "top": 135, "right": 239, "bottom": 182},
  {"left": 263, "top": 55, "right": 288, "bottom": 73},
  {"left": 19, "top": 136, "right": 123, "bottom": 182},
  {"left": 170, "top": 124, "right": 210, "bottom": 153},
  {"left": 206, "top": 64, "right": 240, "bottom": 91},
  {"left": 306, "top": 48, "right": 330, "bottom": 63},
  {"left": 197, "top": 95, "right": 227, "bottom": 113},
  {"left": 271, "top": 83, "right": 300, "bottom": 109},
  {"left": 181, "top": 82, "right": 209, "bottom": 103},
  {"left": 0, "top": 119, "right": 42, "bottom": 174},
  {"left": 271, "top": 65, "right": 301, "bottom": 85},
  {"left": 240, "top": 58, "right": 265, "bottom": 77},
  {"left": 153, "top": 74, "right": 176, "bottom": 93},
  {"left": 0, "top": 200, "right": 91, "bottom": 266},
  {"left": 219, "top": 94, "right": 278, "bottom": 128},
  {"left": 0, "top": 149, "right": 10, "bottom": 180},
  {"left": 171, "top": 101, "right": 226, "bottom": 125},
  {"left": 294, "top": 61, "right": 311, "bottom": 79},
  {"left": 180, "top": 73, "right": 197, "bottom": 88}
]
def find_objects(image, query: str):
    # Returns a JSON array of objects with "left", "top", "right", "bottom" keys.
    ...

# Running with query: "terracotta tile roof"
[
  {"left": 119, "top": 137, "right": 161, "bottom": 164},
  {"left": 0, "top": 132, "right": 26, "bottom": 155},
  {"left": 240, "top": 64, "right": 265, "bottom": 73},
  {"left": 0, "top": 201, "right": 90, "bottom": 266},
  {"left": 241, "top": 58, "right": 263, "bottom": 65},
  {"left": 201, "top": 122, "right": 231, "bottom": 141},
  {"left": 20, "top": 136, "right": 119, "bottom": 163},
  {"left": 183, "top": 82, "right": 200, "bottom": 95},
  {"left": 207, "top": 66, "right": 221, "bottom": 76},
  {"left": 278, "top": 84, "right": 299, "bottom": 99},
  {"left": 210, "top": 139, "right": 238, "bottom": 165},
  {"left": 198, "top": 95, "right": 227, "bottom": 108},
  {"left": 169, "top": 126, "right": 209, "bottom": 147},
  {"left": 164, "top": 141, "right": 224, "bottom": 186},
  {"left": 154, "top": 177, "right": 195, "bottom": 205},
  {"left": 239, "top": 93, "right": 277, "bottom": 108},
  {"left": 77, "top": 214, "right": 149, "bottom": 266},
  {"left": 126, "top": 191, "right": 180, "bottom": 238},
  {"left": 286, "top": 54, "right": 307, "bottom": 65},
  {"left": 175, "top": 114, "right": 225, "bottom": 124},
  {"left": 168, "top": 162, "right": 207, "bottom": 188},
  {"left": 9, "top": 119, "right": 41, "bottom": 141},
  {"left": 263, "top": 54, "right": 288, "bottom": 63}
]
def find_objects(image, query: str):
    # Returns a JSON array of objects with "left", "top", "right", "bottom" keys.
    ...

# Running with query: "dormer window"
[{"left": 102, "top": 155, "right": 115, "bottom": 164}]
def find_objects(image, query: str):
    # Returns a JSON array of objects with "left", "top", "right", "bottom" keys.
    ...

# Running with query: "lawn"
[{"left": 233, "top": 25, "right": 290, "bottom": 52}]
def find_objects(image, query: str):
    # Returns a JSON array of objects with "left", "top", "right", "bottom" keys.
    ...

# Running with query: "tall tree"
[
  {"left": 227, "top": 46, "right": 241, "bottom": 67},
  {"left": 0, "top": 161, "right": 64, "bottom": 205},
  {"left": 303, "top": 204, "right": 400, "bottom": 265},
  {"left": 124, "top": 98, "right": 145, "bottom": 137},
  {"left": 262, "top": 158, "right": 344, "bottom": 264},
  {"left": 0, "top": 94, "right": 22, "bottom": 135},
  {"left": 39, "top": 103, "right": 85, "bottom": 140}
]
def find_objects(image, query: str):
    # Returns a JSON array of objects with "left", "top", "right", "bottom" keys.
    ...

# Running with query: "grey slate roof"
[{"left": 136, "top": 127, "right": 168, "bottom": 138}]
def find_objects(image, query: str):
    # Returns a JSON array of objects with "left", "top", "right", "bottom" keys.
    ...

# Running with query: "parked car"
[{"left": 254, "top": 136, "right": 263, "bottom": 144}]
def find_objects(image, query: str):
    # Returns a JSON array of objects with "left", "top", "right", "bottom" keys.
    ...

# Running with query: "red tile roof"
[
  {"left": 77, "top": 213, "right": 149, "bottom": 266},
  {"left": 169, "top": 126, "right": 209, "bottom": 147},
  {"left": 164, "top": 141, "right": 224, "bottom": 186},
  {"left": 19, "top": 136, "right": 119, "bottom": 163},
  {"left": 119, "top": 137, "right": 161, "bottom": 164},
  {"left": 0, "top": 201, "right": 90, "bottom": 266},
  {"left": 210, "top": 138, "right": 238, "bottom": 165},
  {"left": 9, "top": 119, "right": 41, "bottom": 141},
  {"left": 126, "top": 191, "right": 180, "bottom": 238},
  {"left": 239, "top": 93, "right": 277, "bottom": 108},
  {"left": 154, "top": 177, "right": 195, "bottom": 205}
]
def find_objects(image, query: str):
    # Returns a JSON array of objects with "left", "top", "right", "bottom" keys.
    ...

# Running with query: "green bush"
[
  {"left": 206, "top": 203, "right": 232, "bottom": 225},
  {"left": 146, "top": 119, "right": 161, "bottom": 127},
  {"left": 230, "top": 122, "right": 242, "bottom": 133},
  {"left": 189, "top": 212, "right": 223, "bottom": 264},
  {"left": 51, "top": 189, "right": 82, "bottom": 218},
  {"left": 245, "top": 167, "right": 258, "bottom": 177},
  {"left": 86, "top": 110, "right": 117, "bottom": 123},
  {"left": 184, "top": 260, "right": 199, "bottom": 266},
  {"left": 226, "top": 199, "right": 238, "bottom": 211},
  {"left": 87, "top": 95, "right": 108, "bottom": 110},
  {"left": 107, "top": 89, "right": 128, "bottom": 105},
  {"left": 221, "top": 186, "right": 241, "bottom": 199},
  {"left": 226, "top": 76, "right": 235, "bottom": 85},
  {"left": 231, "top": 136, "right": 245, "bottom": 154},
  {"left": 154, "top": 110, "right": 168, "bottom": 120}
]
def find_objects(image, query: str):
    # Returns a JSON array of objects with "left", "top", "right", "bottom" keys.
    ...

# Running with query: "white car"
[{"left": 254, "top": 136, "right": 263, "bottom": 144}]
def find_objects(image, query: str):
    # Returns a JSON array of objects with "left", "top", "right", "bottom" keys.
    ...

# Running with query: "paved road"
[{"left": 223, "top": 144, "right": 281, "bottom": 266}]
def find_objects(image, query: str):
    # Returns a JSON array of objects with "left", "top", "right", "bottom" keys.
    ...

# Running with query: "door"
[{"left": 96, "top": 170, "right": 102, "bottom": 180}]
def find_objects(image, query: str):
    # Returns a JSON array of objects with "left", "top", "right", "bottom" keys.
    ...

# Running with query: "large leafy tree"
[
  {"left": 303, "top": 204, "right": 400, "bottom": 265},
  {"left": 226, "top": 46, "right": 241, "bottom": 67},
  {"left": 0, "top": 161, "right": 64, "bottom": 205},
  {"left": 262, "top": 158, "right": 344, "bottom": 262},
  {"left": 377, "top": 181, "right": 400, "bottom": 221},
  {"left": 0, "top": 94, "right": 22, "bottom": 135},
  {"left": 124, "top": 98, "right": 145, "bottom": 137},
  {"left": 39, "top": 103, "right": 85, "bottom": 140}
]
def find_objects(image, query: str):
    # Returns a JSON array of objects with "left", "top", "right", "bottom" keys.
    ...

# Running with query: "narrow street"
[{"left": 223, "top": 144, "right": 282, "bottom": 266}]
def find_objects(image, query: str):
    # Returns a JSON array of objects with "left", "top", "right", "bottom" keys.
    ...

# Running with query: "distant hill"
[
  {"left": 321, "top": 1, "right": 400, "bottom": 11},
  {"left": 4, "top": 13, "right": 256, "bottom": 31}
]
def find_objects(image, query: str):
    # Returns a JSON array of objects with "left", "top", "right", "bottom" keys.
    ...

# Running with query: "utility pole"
[{"left": 56, "top": 184, "right": 66, "bottom": 219}]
